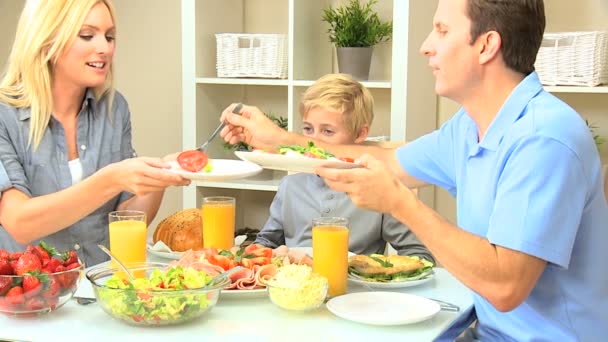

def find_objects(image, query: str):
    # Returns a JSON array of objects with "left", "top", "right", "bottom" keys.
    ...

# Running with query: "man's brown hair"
[{"left": 467, "top": 0, "right": 545, "bottom": 74}]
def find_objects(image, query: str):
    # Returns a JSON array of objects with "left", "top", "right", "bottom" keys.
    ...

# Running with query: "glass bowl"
[
  {"left": 0, "top": 264, "right": 84, "bottom": 317},
  {"left": 86, "top": 262, "right": 229, "bottom": 326},
  {"left": 265, "top": 268, "right": 328, "bottom": 312}
]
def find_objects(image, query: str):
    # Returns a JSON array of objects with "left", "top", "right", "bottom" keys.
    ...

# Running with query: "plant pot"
[{"left": 336, "top": 47, "right": 373, "bottom": 81}]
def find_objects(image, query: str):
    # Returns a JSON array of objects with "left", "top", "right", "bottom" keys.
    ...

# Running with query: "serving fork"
[{"left": 197, "top": 103, "right": 243, "bottom": 153}]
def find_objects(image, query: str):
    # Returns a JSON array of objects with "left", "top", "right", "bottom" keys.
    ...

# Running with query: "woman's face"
[{"left": 53, "top": 2, "right": 115, "bottom": 90}]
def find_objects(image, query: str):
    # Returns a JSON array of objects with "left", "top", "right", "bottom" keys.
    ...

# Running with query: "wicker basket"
[
  {"left": 535, "top": 31, "right": 608, "bottom": 86},
  {"left": 216, "top": 33, "right": 288, "bottom": 79}
]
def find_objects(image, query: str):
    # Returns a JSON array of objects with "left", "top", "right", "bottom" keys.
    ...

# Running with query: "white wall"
[{"left": 0, "top": 0, "right": 183, "bottom": 237}]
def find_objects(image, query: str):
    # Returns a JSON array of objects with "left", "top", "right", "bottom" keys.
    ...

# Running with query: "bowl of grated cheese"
[{"left": 264, "top": 264, "right": 328, "bottom": 311}]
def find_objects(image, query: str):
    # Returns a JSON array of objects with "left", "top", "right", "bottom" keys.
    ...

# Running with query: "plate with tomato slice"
[
  {"left": 235, "top": 150, "right": 361, "bottom": 174},
  {"left": 168, "top": 159, "right": 262, "bottom": 181}
]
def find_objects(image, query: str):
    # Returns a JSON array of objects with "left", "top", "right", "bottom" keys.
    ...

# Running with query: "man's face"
[
  {"left": 419, "top": 0, "right": 481, "bottom": 101},
  {"left": 301, "top": 107, "right": 363, "bottom": 145}
]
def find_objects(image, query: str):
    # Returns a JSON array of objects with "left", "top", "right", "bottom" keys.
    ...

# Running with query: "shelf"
[
  {"left": 196, "top": 77, "right": 289, "bottom": 86},
  {"left": 544, "top": 85, "right": 608, "bottom": 94},
  {"left": 194, "top": 176, "right": 282, "bottom": 192},
  {"left": 293, "top": 79, "right": 392, "bottom": 89}
]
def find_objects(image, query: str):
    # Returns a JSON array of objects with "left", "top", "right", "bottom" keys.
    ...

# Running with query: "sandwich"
[{"left": 348, "top": 254, "right": 433, "bottom": 282}]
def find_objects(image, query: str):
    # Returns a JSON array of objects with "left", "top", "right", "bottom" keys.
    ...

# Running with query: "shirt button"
[
  {"left": 80, "top": 144, "right": 87, "bottom": 151},
  {"left": 323, "top": 208, "right": 331, "bottom": 214},
  {"left": 74, "top": 244, "right": 81, "bottom": 250},
  {"left": 326, "top": 194, "right": 334, "bottom": 200}
]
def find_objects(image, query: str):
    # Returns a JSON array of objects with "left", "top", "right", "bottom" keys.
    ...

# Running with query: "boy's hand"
[{"left": 219, "top": 103, "right": 288, "bottom": 151}]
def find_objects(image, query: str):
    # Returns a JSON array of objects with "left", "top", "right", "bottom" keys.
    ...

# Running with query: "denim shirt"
[
  {"left": 255, "top": 173, "right": 434, "bottom": 262},
  {"left": 0, "top": 89, "right": 136, "bottom": 266}
]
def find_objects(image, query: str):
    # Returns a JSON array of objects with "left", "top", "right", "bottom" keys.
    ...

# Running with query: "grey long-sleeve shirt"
[
  {"left": 0, "top": 90, "right": 135, "bottom": 266},
  {"left": 255, "top": 173, "right": 434, "bottom": 262}
]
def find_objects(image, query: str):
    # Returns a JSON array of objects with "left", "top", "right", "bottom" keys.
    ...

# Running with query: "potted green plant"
[
  {"left": 322, "top": 0, "right": 393, "bottom": 80},
  {"left": 586, "top": 119, "right": 606, "bottom": 151}
]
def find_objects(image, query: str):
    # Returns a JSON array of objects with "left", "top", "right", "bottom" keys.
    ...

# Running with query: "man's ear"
[
  {"left": 478, "top": 30, "right": 502, "bottom": 65},
  {"left": 354, "top": 124, "right": 370, "bottom": 143}
]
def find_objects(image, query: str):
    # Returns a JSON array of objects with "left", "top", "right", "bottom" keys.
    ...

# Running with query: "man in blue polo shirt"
[{"left": 219, "top": 0, "right": 608, "bottom": 340}]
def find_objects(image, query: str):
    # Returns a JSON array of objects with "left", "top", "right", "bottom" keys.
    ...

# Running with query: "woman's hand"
[
  {"left": 106, "top": 157, "right": 190, "bottom": 196},
  {"left": 219, "top": 103, "right": 289, "bottom": 151}
]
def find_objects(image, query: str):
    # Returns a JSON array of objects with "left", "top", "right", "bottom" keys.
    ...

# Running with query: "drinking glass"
[
  {"left": 108, "top": 210, "right": 147, "bottom": 277},
  {"left": 201, "top": 196, "right": 236, "bottom": 250},
  {"left": 312, "top": 217, "right": 349, "bottom": 297}
]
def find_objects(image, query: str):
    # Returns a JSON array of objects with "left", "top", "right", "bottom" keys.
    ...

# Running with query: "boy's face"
[
  {"left": 302, "top": 107, "right": 365, "bottom": 145},
  {"left": 419, "top": 0, "right": 481, "bottom": 101}
]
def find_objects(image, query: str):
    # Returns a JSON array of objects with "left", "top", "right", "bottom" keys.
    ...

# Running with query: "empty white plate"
[{"left": 326, "top": 292, "right": 440, "bottom": 326}]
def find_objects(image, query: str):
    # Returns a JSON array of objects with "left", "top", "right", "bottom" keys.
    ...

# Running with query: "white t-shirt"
[{"left": 68, "top": 158, "right": 83, "bottom": 185}]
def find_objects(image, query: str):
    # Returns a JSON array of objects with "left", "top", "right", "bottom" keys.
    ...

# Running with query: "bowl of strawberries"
[{"left": 0, "top": 241, "right": 84, "bottom": 317}]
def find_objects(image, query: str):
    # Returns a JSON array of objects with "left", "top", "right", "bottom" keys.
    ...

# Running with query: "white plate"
[
  {"left": 146, "top": 245, "right": 184, "bottom": 260},
  {"left": 168, "top": 159, "right": 262, "bottom": 181},
  {"left": 347, "top": 269, "right": 435, "bottom": 289},
  {"left": 326, "top": 292, "right": 440, "bottom": 326},
  {"left": 235, "top": 151, "right": 361, "bottom": 174},
  {"left": 220, "top": 288, "right": 267, "bottom": 299}
]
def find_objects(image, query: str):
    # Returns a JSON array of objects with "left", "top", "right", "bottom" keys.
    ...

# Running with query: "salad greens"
[
  {"left": 97, "top": 266, "right": 216, "bottom": 324},
  {"left": 278, "top": 141, "right": 336, "bottom": 159}
]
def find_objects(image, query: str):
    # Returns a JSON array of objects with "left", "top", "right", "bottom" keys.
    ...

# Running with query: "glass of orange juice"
[
  {"left": 312, "top": 217, "right": 349, "bottom": 297},
  {"left": 108, "top": 210, "right": 147, "bottom": 277},
  {"left": 202, "top": 196, "right": 235, "bottom": 250}
]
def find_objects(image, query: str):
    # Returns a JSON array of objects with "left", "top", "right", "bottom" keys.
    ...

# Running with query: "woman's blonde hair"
[
  {"left": 0, "top": 0, "right": 116, "bottom": 150},
  {"left": 299, "top": 73, "right": 374, "bottom": 137}
]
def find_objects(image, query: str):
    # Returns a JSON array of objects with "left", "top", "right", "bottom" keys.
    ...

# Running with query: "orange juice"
[
  {"left": 312, "top": 224, "right": 349, "bottom": 297},
  {"left": 202, "top": 197, "right": 235, "bottom": 250},
  {"left": 109, "top": 211, "right": 147, "bottom": 278}
]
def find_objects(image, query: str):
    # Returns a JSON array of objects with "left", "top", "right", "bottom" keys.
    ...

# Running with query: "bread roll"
[{"left": 153, "top": 208, "right": 203, "bottom": 252}]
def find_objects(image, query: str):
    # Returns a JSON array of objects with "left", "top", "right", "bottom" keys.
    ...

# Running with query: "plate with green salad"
[{"left": 234, "top": 142, "right": 362, "bottom": 173}]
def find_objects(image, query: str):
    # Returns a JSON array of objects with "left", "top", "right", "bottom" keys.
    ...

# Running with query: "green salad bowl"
[{"left": 86, "top": 262, "right": 229, "bottom": 326}]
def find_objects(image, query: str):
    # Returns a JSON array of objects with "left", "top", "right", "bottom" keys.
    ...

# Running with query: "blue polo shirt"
[{"left": 397, "top": 72, "right": 608, "bottom": 341}]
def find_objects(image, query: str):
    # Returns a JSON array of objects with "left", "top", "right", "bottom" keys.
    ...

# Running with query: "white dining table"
[{"left": 0, "top": 255, "right": 473, "bottom": 342}]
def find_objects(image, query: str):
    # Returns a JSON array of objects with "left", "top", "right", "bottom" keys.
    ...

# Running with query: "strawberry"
[
  {"left": 0, "top": 259, "right": 13, "bottom": 275},
  {"left": 0, "top": 249, "right": 9, "bottom": 260},
  {"left": 24, "top": 297, "right": 45, "bottom": 311},
  {"left": 58, "top": 263, "right": 80, "bottom": 291},
  {"left": 5, "top": 286, "right": 25, "bottom": 306},
  {"left": 14, "top": 253, "right": 42, "bottom": 275},
  {"left": 42, "top": 258, "right": 62, "bottom": 274},
  {"left": 9, "top": 252, "right": 22, "bottom": 261},
  {"left": 61, "top": 251, "right": 78, "bottom": 266},
  {"left": 41, "top": 278, "right": 60, "bottom": 300},
  {"left": 0, "top": 277, "right": 12, "bottom": 296},
  {"left": 38, "top": 241, "right": 58, "bottom": 257},
  {"left": 35, "top": 246, "right": 50, "bottom": 262},
  {"left": 22, "top": 273, "right": 47, "bottom": 298}
]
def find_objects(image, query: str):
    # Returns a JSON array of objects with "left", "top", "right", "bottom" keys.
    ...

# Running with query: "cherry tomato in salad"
[{"left": 177, "top": 150, "right": 208, "bottom": 172}]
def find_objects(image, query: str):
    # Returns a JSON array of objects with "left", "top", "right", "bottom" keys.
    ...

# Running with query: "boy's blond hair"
[
  {"left": 0, "top": 0, "right": 117, "bottom": 150},
  {"left": 299, "top": 73, "right": 374, "bottom": 137}
]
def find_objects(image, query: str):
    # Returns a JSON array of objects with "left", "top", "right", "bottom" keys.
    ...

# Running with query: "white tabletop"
[{"left": 1, "top": 258, "right": 473, "bottom": 342}]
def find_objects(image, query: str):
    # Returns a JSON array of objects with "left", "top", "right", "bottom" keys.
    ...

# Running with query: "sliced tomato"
[
  {"left": 206, "top": 254, "right": 233, "bottom": 271},
  {"left": 249, "top": 247, "right": 272, "bottom": 259},
  {"left": 338, "top": 157, "right": 355, "bottom": 163},
  {"left": 177, "top": 150, "right": 208, "bottom": 172},
  {"left": 248, "top": 256, "right": 271, "bottom": 266},
  {"left": 240, "top": 258, "right": 254, "bottom": 269},
  {"left": 244, "top": 243, "right": 261, "bottom": 254}
]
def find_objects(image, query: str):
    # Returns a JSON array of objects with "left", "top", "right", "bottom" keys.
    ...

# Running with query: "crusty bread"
[
  {"left": 153, "top": 208, "right": 203, "bottom": 252},
  {"left": 348, "top": 254, "right": 424, "bottom": 276}
]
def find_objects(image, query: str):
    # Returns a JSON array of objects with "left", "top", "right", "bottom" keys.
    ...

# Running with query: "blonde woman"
[
  {"left": 254, "top": 74, "right": 433, "bottom": 261},
  {"left": 0, "top": 0, "right": 189, "bottom": 265}
]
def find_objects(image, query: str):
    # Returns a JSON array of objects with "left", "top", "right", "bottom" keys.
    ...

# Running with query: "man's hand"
[
  {"left": 315, "top": 154, "right": 416, "bottom": 216},
  {"left": 219, "top": 103, "right": 289, "bottom": 151}
]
